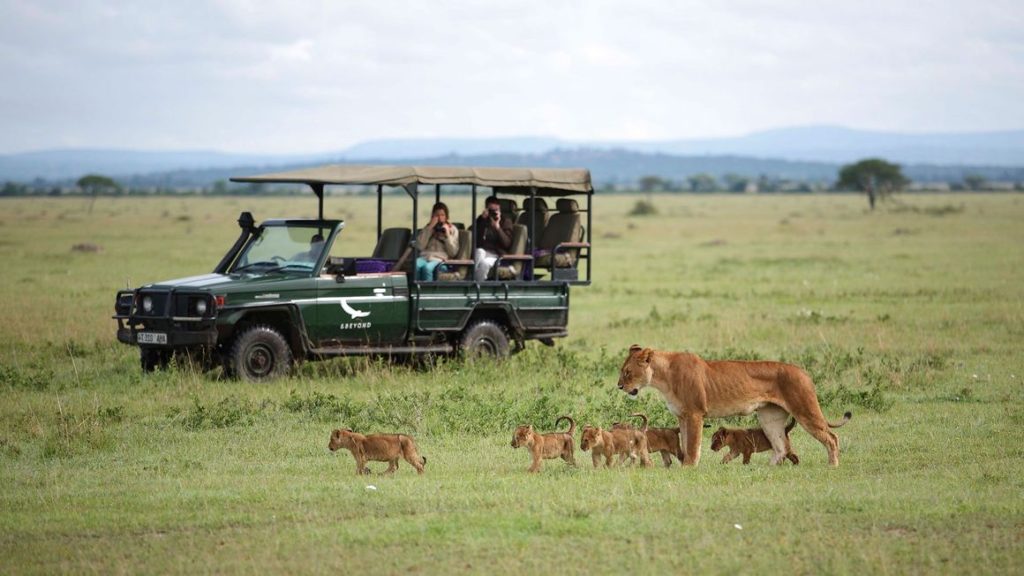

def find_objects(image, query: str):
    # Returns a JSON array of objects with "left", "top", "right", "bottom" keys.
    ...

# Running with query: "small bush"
[
  {"left": 819, "top": 383, "right": 893, "bottom": 413},
  {"left": 0, "top": 365, "right": 56, "bottom": 391},
  {"left": 41, "top": 408, "right": 113, "bottom": 459},
  {"left": 628, "top": 199, "right": 659, "bottom": 216},
  {"left": 174, "top": 396, "right": 269, "bottom": 430}
]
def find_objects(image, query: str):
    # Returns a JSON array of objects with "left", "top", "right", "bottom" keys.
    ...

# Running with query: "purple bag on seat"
[{"left": 355, "top": 259, "right": 394, "bottom": 274}]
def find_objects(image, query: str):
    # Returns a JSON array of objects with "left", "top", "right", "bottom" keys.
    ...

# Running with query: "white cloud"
[{"left": 0, "top": 0, "right": 1022, "bottom": 153}]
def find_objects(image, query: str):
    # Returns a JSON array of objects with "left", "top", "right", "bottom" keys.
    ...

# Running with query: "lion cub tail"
[
  {"left": 828, "top": 411, "right": 853, "bottom": 428},
  {"left": 784, "top": 418, "right": 797, "bottom": 434},
  {"left": 630, "top": 412, "right": 649, "bottom": 432},
  {"left": 555, "top": 415, "right": 576, "bottom": 436}
]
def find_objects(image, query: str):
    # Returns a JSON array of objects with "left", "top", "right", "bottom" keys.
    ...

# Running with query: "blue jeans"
[{"left": 416, "top": 258, "right": 445, "bottom": 281}]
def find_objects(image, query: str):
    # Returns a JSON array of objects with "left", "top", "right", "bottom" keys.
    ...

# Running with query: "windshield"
[{"left": 232, "top": 225, "right": 329, "bottom": 274}]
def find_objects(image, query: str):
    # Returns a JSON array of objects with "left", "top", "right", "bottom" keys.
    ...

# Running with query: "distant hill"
[
  {"left": 47, "top": 149, "right": 1024, "bottom": 190},
  {"left": 0, "top": 149, "right": 338, "bottom": 182},
  {"left": 343, "top": 126, "right": 1024, "bottom": 166},
  {"left": 3, "top": 125, "right": 1024, "bottom": 185}
]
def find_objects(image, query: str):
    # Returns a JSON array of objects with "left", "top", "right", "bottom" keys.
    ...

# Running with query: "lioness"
[
  {"left": 328, "top": 429, "right": 426, "bottom": 475},
  {"left": 613, "top": 413, "right": 684, "bottom": 468},
  {"left": 580, "top": 425, "right": 638, "bottom": 468},
  {"left": 617, "top": 345, "right": 852, "bottom": 467},
  {"left": 710, "top": 418, "right": 806, "bottom": 465},
  {"left": 511, "top": 415, "right": 576, "bottom": 473}
]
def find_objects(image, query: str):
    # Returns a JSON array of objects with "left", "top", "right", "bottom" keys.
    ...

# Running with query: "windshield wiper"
[
  {"left": 235, "top": 262, "right": 314, "bottom": 275},
  {"left": 263, "top": 263, "right": 315, "bottom": 274},
  {"left": 233, "top": 261, "right": 279, "bottom": 273}
]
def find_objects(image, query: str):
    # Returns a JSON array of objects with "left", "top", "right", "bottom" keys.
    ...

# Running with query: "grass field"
[{"left": 1, "top": 192, "right": 1023, "bottom": 574}]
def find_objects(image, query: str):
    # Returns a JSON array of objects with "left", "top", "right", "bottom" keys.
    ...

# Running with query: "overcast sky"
[{"left": 1, "top": 0, "right": 1022, "bottom": 154}]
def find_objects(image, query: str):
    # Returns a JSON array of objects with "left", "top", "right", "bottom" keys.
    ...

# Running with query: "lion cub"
[
  {"left": 580, "top": 423, "right": 642, "bottom": 468},
  {"left": 710, "top": 419, "right": 799, "bottom": 465},
  {"left": 328, "top": 429, "right": 426, "bottom": 475},
  {"left": 613, "top": 413, "right": 683, "bottom": 467},
  {"left": 511, "top": 415, "right": 576, "bottom": 473}
]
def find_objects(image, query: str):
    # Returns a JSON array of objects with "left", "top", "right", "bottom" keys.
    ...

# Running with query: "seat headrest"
[
  {"left": 522, "top": 197, "right": 549, "bottom": 213},
  {"left": 555, "top": 198, "right": 579, "bottom": 213},
  {"left": 497, "top": 198, "right": 519, "bottom": 214}
]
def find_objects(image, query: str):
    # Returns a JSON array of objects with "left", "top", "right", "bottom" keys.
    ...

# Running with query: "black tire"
[
  {"left": 459, "top": 320, "right": 511, "bottom": 360},
  {"left": 228, "top": 325, "right": 293, "bottom": 382},
  {"left": 140, "top": 348, "right": 171, "bottom": 372}
]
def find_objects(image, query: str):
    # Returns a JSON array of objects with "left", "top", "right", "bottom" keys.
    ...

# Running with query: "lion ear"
[
  {"left": 629, "top": 344, "right": 642, "bottom": 354},
  {"left": 640, "top": 348, "right": 653, "bottom": 364}
]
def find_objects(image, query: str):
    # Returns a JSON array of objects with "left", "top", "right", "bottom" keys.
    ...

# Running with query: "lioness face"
[
  {"left": 580, "top": 427, "right": 601, "bottom": 451},
  {"left": 511, "top": 426, "right": 533, "bottom": 449},
  {"left": 328, "top": 429, "right": 354, "bottom": 452},
  {"left": 618, "top": 346, "right": 653, "bottom": 396}
]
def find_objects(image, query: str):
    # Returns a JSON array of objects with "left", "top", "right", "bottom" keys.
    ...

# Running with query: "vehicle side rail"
[{"left": 309, "top": 343, "right": 453, "bottom": 357}]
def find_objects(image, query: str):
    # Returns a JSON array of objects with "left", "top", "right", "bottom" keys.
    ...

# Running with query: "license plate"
[{"left": 137, "top": 332, "right": 167, "bottom": 345}]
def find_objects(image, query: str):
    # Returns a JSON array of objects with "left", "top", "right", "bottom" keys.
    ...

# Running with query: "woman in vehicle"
[{"left": 414, "top": 202, "right": 460, "bottom": 281}]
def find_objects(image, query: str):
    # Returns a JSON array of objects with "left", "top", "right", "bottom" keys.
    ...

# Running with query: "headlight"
[
  {"left": 195, "top": 299, "right": 208, "bottom": 315},
  {"left": 142, "top": 296, "right": 153, "bottom": 313}
]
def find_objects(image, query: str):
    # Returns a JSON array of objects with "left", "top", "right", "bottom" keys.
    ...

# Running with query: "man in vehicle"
[
  {"left": 294, "top": 233, "right": 326, "bottom": 262},
  {"left": 473, "top": 196, "right": 514, "bottom": 281}
]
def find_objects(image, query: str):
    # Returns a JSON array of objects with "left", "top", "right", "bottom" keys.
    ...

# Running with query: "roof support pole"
[
  {"left": 312, "top": 183, "right": 324, "bottom": 221},
  {"left": 528, "top": 186, "right": 536, "bottom": 253},
  {"left": 405, "top": 183, "right": 419, "bottom": 278},
  {"left": 376, "top": 184, "right": 383, "bottom": 241},
  {"left": 471, "top": 184, "right": 478, "bottom": 255},
  {"left": 434, "top": 184, "right": 440, "bottom": 206},
  {"left": 586, "top": 192, "right": 592, "bottom": 283}
]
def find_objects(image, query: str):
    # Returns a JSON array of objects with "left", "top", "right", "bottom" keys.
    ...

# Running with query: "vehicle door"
[{"left": 310, "top": 273, "right": 409, "bottom": 346}]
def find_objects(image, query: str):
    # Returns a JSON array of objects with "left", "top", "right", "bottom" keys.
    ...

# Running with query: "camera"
[
  {"left": 434, "top": 222, "right": 445, "bottom": 233},
  {"left": 488, "top": 209, "right": 499, "bottom": 221}
]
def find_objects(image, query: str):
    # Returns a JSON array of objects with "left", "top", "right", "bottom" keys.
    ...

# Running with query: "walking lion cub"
[
  {"left": 511, "top": 415, "right": 576, "bottom": 473},
  {"left": 328, "top": 429, "right": 426, "bottom": 475}
]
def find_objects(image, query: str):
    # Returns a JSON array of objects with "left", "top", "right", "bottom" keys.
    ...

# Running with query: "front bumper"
[{"left": 114, "top": 289, "right": 219, "bottom": 348}]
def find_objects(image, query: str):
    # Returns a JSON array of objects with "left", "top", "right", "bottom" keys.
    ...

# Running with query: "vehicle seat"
[
  {"left": 534, "top": 199, "right": 583, "bottom": 269},
  {"left": 436, "top": 229, "right": 474, "bottom": 281},
  {"left": 497, "top": 198, "right": 520, "bottom": 222},
  {"left": 491, "top": 224, "right": 531, "bottom": 280},
  {"left": 517, "top": 197, "right": 550, "bottom": 247},
  {"left": 372, "top": 227, "right": 411, "bottom": 261}
]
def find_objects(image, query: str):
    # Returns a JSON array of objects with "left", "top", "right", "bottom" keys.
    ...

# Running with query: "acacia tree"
[
  {"left": 77, "top": 174, "right": 121, "bottom": 213},
  {"left": 687, "top": 173, "right": 718, "bottom": 193},
  {"left": 837, "top": 158, "right": 908, "bottom": 210},
  {"left": 638, "top": 175, "right": 667, "bottom": 193}
]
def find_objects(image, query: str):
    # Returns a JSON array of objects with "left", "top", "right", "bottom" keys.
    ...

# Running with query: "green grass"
[{"left": 2, "top": 193, "right": 1024, "bottom": 574}]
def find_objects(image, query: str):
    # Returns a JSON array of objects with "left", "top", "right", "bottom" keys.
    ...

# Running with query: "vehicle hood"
[{"left": 141, "top": 272, "right": 311, "bottom": 292}]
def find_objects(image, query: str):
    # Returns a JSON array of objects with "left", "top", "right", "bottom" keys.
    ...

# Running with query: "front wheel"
[
  {"left": 458, "top": 320, "right": 511, "bottom": 360},
  {"left": 228, "top": 325, "right": 293, "bottom": 382}
]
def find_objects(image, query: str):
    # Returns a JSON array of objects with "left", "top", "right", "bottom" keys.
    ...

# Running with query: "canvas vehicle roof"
[{"left": 231, "top": 164, "right": 593, "bottom": 195}]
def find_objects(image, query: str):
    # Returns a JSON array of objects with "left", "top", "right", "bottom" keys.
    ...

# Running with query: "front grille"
[{"left": 137, "top": 291, "right": 169, "bottom": 317}]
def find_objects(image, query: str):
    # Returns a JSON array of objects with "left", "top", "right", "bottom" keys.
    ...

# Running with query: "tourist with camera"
[
  {"left": 414, "top": 202, "right": 460, "bottom": 281},
  {"left": 473, "top": 195, "right": 514, "bottom": 281}
]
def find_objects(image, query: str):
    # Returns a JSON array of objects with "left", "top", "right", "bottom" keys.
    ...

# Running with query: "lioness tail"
[
  {"left": 555, "top": 415, "right": 576, "bottom": 436},
  {"left": 828, "top": 411, "right": 853, "bottom": 428},
  {"left": 784, "top": 418, "right": 797, "bottom": 434}
]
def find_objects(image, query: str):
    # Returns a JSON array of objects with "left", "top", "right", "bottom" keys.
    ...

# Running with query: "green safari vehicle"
[{"left": 113, "top": 165, "right": 593, "bottom": 381}]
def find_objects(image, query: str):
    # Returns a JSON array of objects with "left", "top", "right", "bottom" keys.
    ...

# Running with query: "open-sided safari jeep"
[{"left": 113, "top": 165, "right": 593, "bottom": 381}]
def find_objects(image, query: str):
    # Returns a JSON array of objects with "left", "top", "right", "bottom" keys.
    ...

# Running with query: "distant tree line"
[{"left": 2, "top": 162, "right": 1023, "bottom": 201}]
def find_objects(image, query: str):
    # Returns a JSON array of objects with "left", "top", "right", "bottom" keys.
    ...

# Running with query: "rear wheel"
[
  {"left": 228, "top": 325, "right": 293, "bottom": 382},
  {"left": 459, "top": 320, "right": 511, "bottom": 360}
]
